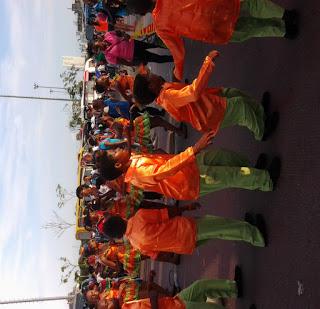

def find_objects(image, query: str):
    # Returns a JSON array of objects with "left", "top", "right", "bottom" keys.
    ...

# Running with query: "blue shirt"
[
  {"left": 103, "top": 98, "right": 130, "bottom": 119},
  {"left": 99, "top": 138, "right": 123, "bottom": 150}
]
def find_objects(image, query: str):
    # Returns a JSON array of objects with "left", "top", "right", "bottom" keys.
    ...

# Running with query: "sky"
[{"left": 0, "top": 1, "right": 83, "bottom": 308}]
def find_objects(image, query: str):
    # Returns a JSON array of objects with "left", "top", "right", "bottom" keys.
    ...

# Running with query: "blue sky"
[{"left": 0, "top": 1, "right": 83, "bottom": 308}]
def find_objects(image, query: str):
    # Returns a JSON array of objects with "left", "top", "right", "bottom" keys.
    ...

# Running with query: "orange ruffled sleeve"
[
  {"left": 162, "top": 56, "right": 214, "bottom": 107},
  {"left": 156, "top": 29, "right": 185, "bottom": 81}
]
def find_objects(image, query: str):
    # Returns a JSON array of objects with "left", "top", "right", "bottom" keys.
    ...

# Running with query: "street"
[{"left": 145, "top": 1, "right": 320, "bottom": 308}]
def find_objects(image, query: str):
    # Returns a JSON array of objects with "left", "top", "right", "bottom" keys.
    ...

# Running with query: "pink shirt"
[{"left": 104, "top": 32, "right": 134, "bottom": 65}]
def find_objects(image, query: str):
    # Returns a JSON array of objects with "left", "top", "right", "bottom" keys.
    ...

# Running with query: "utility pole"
[
  {"left": 0, "top": 295, "right": 74, "bottom": 305},
  {"left": 0, "top": 94, "right": 74, "bottom": 102},
  {"left": 50, "top": 89, "right": 68, "bottom": 94},
  {"left": 34, "top": 83, "right": 66, "bottom": 90}
]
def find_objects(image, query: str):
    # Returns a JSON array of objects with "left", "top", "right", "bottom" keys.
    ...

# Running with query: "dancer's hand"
[
  {"left": 208, "top": 50, "right": 220, "bottom": 61},
  {"left": 193, "top": 130, "right": 215, "bottom": 154}
]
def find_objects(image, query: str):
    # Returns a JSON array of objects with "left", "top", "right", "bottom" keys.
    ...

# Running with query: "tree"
[
  {"left": 59, "top": 257, "right": 79, "bottom": 284},
  {"left": 56, "top": 184, "right": 76, "bottom": 208},
  {"left": 60, "top": 66, "right": 83, "bottom": 101},
  {"left": 68, "top": 99, "right": 84, "bottom": 132},
  {"left": 60, "top": 66, "right": 84, "bottom": 131},
  {"left": 59, "top": 256, "right": 90, "bottom": 285},
  {"left": 41, "top": 211, "right": 75, "bottom": 238}
]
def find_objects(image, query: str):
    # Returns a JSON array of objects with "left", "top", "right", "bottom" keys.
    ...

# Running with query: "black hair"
[
  {"left": 87, "top": 136, "right": 97, "bottom": 147},
  {"left": 84, "top": 208, "right": 93, "bottom": 228},
  {"left": 88, "top": 266, "right": 95, "bottom": 274},
  {"left": 87, "top": 19, "right": 99, "bottom": 26},
  {"left": 126, "top": 0, "right": 154, "bottom": 15},
  {"left": 96, "top": 152, "right": 123, "bottom": 180},
  {"left": 95, "top": 80, "right": 107, "bottom": 93},
  {"left": 133, "top": 74, "right": 157, "bottom": 105},
  {"left": 103, "top": 216, "right": 127, "bottom": 239},
  {"left": 94, "top": 176, "right": 106, "bottom": 189},
  {"left": 76, "top": 184, "right": 90, "bottom": 199}
]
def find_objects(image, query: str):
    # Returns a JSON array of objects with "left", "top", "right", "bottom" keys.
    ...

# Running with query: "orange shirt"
[
  {"left": 125, "top": 147, "right": 200, "bottom": 200},
  {"left": 156, "top": 56, "right": 227, "bottom": 133},
  {"left": 125, "top": 208, "right": 197, "bottom": 258},
  {"left": 152, "top": 0, "right": 240, "bottom": 80},
  {"left": 110, "top": 75, "right": 134, "bottom": 98},
  {"left": 117, "top": 75, "right": 134, "bottom": 94},
  {"left": 122, "top": 296, "right": 185, "bottom": 309}
]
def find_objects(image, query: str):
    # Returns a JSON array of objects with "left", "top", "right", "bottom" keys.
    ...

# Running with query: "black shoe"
[
  {"left": 283, "top": 9, "right": 299, "bottom": 39},
  {"left": 283, "top": 9, "right": 299, "bottom": 26},
  {"left": 256, "top": 214, "right": 268, "bottom": 247},
  {"left": 261, "top": 91, "right": 270, "bottom": 116},
  {"left": 234, "top": 265, "right": 243, "bottom": 298},
  {"left": 249, "top": 305, "right": 257, "bottom": 309},
  {"left": 172, "top": 285, "right": 181, "bottom": 295},
  {"left": 263, "top": 112, "right": 279, "bottom": 141},
  {"left": 255, "top": 153, "right": 268, "bottom": 170},
  {"left": 178, "top": 123, "right": 188, "bottom": 139},
  {"left": 244, "top": 212, "right": 256, "bottom": 226},
  {"left": 267, "top": 157, "right": 282, "bottom": 189},
  {"left": 173, "top": 254, "right": 181, "bottom": 265}
]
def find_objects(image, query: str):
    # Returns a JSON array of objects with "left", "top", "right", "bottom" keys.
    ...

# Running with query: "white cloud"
[{"left": 0, "top": 1, "right": 82, "bottom": 308}]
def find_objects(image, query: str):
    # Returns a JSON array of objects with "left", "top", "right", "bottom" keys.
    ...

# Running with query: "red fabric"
[{"left": 97, "top": 218, "right": 106, "bottom": 234}]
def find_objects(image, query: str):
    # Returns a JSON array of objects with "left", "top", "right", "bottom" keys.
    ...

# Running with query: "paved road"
[{"left": 144, "top": 1, "right": 320, "bottom": 308}]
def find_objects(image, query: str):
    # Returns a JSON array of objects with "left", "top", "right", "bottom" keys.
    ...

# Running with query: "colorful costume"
[
  {"left": 132, "top": 113, "right": 154, "bottom": 153},
  {"left": 115, "top": 115, "right": 154, "bottom": 152},
  {"left": 123, "top": 279, "right": 238, "bottom": 309},
  {"left": 107, "top": 192, "right": 143, "bottom": 220},
  {"left": 156, "top": 56, "right": 265, "bottom": 140},
  {"left": 125, "top": 209, "right": 265, "bottom": 259},
  {"left": 152, "top": 0, "right": 285, "bottom": 79},
  {"left": 100, "top": 278, "right": 141, "bottom": 303},
  {"left": 125, "top": 147, "right": 272, "bottom": 201},
  {"left": 101, "top": 243, "right": 141, "bottom": 276}
]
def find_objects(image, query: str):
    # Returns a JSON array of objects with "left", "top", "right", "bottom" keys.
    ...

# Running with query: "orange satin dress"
[
  {"left": 152, "top": 0, "right": 240, "bottom": 80},
  {"left": 156, "top": 56, "right": 227, "bottom": 133},
  {"left": 125, "top": 208, "right": 197, "bottom": 258},
  {"left": 125, "top": 147, "right": 200, "bottom": 200},
  {"left": 122, "top": 296, "right": 186, "bottom": 309}
]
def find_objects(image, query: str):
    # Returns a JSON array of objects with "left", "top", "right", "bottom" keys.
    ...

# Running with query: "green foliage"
[
  {"left": 59, "top": 256, "right": 78, "bottom": 285},
  {"left": 60, "top": 66, "right": 83, "bottom": 131},
  {"left": 56, "top": 184, "right": 75, "bottom": 208},
  {"left": 60, "top": 66, "right": 82, "bottom": 101}
]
